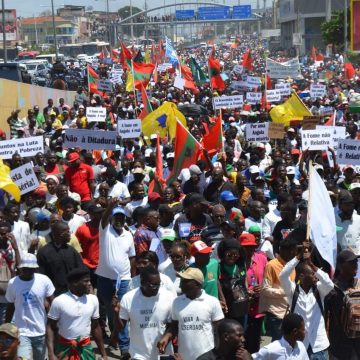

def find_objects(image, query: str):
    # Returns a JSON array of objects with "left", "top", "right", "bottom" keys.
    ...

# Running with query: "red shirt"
[
  {"left": 75, "top": 223, "right": 99, "bottom": 269},
  {"left": 65, "top": 163, "right": 94, "bottom": 201},
  {"left": 45, "top": 164, "right": 67, "bottom": 176}
]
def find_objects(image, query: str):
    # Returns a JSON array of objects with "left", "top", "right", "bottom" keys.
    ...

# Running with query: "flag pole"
[
  {"left": 306, "top": 159, "right": 313, "bottom": 241},
  {"left": 219, "top": 108, "right": 224, "bottom": 152},
  {"left": 87, "top": 64, "right": 91, "bottom": 94},
  {"left": 131, "top": 59, "right": 138, "bottom": 109}
]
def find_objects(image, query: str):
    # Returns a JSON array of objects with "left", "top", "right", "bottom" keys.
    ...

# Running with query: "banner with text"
[
  {"left": 117, "top": 119, "right": 142, "bottom": 139},
  {"left": 64, "top": 129, "right": 117, "bottom": 150},
  {"left": 246, "top": 92, "right": 262, "bottom": 105},
  {"left": 301, "top": 128, "right": 334, "bottom": 151},
  {"left": 0, "top": 137, "right": 43, "bottom": 159},
  {"left": 337, "top": 139, "right": 360, "bottom": 165},
  {"left": 245, "top": 123, "right": 269, "bottom": 142},
  {"left": 266, "top": 89, "right": 281, "bottom": 102},
  {"left": 86, "top": 107, "right": 107, "bottom": 122},
  {"left": 213, "top": 95, "right": 244, "bottom": 110},
  {"left": 266, "top": 57, "right": 301, "bottom": 79},
  {"left": 310, "top": 84, "right": 327, "bottom": 99},
  {"left": 10, "top": 162, "right": 39, "bottom": 195},
  {"left": 275, "top": 83, "right": 291, "bottom": 96}
]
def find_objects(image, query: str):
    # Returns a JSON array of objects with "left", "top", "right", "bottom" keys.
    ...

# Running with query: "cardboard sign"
[
  {"left": 117, "top": 119, "right": 142, "bottom": 139},
  {"left": 275, "top": 83, "right": 291, "bottom": 96},
  {"left": 246, "top": 92, "right": 262, "bottom": 105},
  {"left": 268, "top": 123, "right": 284, "bottom": 139},
  {"left": 266, "top": 89, "right": 281, "bottom": 102},
  {"left": 96, "top": 79, "right": 113, "bottom": 92},
  {"left": 233, "top": 64, "right": 244, "bottom": 75},
  {"left": 245, "top": 123, "right": 269, "bottom": 142},
  {"left": 0, "top": 137, "right": 43, "bottom": 160},
  {"left": 64, "top": 129, "right": 117, "bottom": 150},
  {"left": 302, "top": 116, "right": 321, "bottom": 130},
  {"left": 86, "top": 107, "right": 107, "bottom": 122},
  {"left": 337, "top": 139, "right": 360, "bottom": 165},
  {"left": 310, "top": 84, "right": 327, "bottom": 99},
  {"left": 213, "top": 95, "right": 244, "bottom": 110},
  {"left": 266, "top": 57, "right": 301, "bottom": 79},
  {"left": 301, "top": 128, "right": 334, "bottom": 151},
  {"left": 10, "top": 162, "right": 39, "bottom": 195}
]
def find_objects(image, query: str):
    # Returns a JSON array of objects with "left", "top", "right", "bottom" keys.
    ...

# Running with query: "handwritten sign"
[
  {"left": 117, "top": 119, "right": 142, "bottom": 139},
  {"left": 275, "top": 83, "right": 291, "bottom": 96},
  {"left": 0, "top": 137, "right": 43, "bottom": 160},
  {"left": 213, "top": 95, "right": 244, "bottom": 110},
  {"left": 310, "top": 84, "right": 327, "bottom": 99},
  {"left": 86, "top": 107, "right": 107, "bottom": 122},
  {"left": 10, "top": 162, "right": 39, "bottom": 195},
  {"left": 268, "top": 123, "right": 284, "bottom": 139},
  {"left": 64, "top": 129, "right": 117, "bottom": 150},
  {"left": 245, "top": 123, "right": 269, "bottom": 142},
  {"left": 302, "top": 116, "right": 321, "bottom": 130},
  {"left": 266, "top": 57, "right": 301, "bottom": 79},
  {"left": 232, "top": 64, "right": 244, "bottom": 75}
]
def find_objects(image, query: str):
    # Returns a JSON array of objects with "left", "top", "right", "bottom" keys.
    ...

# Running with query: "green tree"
[
  {"left": 320, "top": 10, "right": 349, "bottom": 51},
  {"left": 118, "top": 6, "right": 144, "bottom": 38}
]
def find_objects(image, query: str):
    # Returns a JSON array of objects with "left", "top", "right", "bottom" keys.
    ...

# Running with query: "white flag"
[{"left": 309, "top": 166, "right": 337, "bottom": 270}]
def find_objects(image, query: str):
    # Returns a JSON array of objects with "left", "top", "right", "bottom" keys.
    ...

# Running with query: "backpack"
[
  {"left": 340, "top": 281, "right": 360, "bottom": 338},
  {"left": 0, "top": 256, "right": 12, "bottom": 294},
  {"left": 290, "top": 284, "right": 324, "bottom": 316}
]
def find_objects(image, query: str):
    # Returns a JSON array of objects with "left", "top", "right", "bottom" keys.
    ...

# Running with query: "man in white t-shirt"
[
  {"left": 96, "top": 199, "right": 135, "bottom": 355},
  {"left": 47, "top": 267, "right": 107, "bottom": 360},
  {"left": 158, "top": 267, "right": 224, "bottom": 360},
  {"left": 5, "top": 253, "right": 54, "bottom": 360},
  {"left": 114, "top": 267, "right": 175, "bottom": 359}
]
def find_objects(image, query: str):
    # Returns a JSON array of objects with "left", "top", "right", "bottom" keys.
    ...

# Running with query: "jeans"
[
  {"left": 97, "top": 275, "right": 129, "bottom": 352},
  {"left": 0, "top": 303, "right": 7, "bottom": 324},
  {"left": 308, "top": 346, "right": 329, "bottom": 360},
  {"left": 266, "top": 312, "right": 283, "bottom": 341},
  {"left": 18, "top": 335, "right": 46, "bottom": 360}
]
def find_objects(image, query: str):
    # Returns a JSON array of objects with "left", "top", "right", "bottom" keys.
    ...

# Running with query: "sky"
[{"left": 7, "top": 0, "right": 260, "bottom": 17}]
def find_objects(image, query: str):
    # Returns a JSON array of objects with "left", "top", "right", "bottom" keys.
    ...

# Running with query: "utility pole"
[
  {"left": 344, "top": 0, "right": 348, "bottom": 53},
  {"left": 130, "top": 0, "right": 134, "bottom": 44},
  {"left": 1, "top": 0, "right": 7, "bottom": 63},
  {"left": 51, "top": 0, "right": 58, "bottom": 59}
]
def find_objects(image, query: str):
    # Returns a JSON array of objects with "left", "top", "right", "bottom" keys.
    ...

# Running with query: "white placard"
[
  {"left": 230, "top": 80, "right": 251, "bottom": 91},
  {"left": 301, "top": 128, "right": 334, "bottom": 151},
  {"left": 10, "top": 162, "right": 39, "bottom": 195},
  {"left": 337, "top": 139, "right": 360, "bottom": 165},
  {"left": 275, "top": 83, "right": 291, "bottom": 96},
  {"left": 246, "top": 92, "right": 262, "bottom": 105},
  {"left": 64, "top": 129, "right": 117, "bottom": 150},
  {"left": 86, "top": 107, "right": 107, "bottom": 122},
  {"left": 117, "top": 119, "right": 142, "bottom": 139},
  {"left": 246, "top": 76, "right": 262, "bottom": 86},
  {"left": 316, "top": 125, "right": 346, "bottom": 152},
  {"left": 174, "top": 76, "right": 185, "bottom": 90},
  {"left": 0, "top": 137, "right": 43, "bottom": 160},
  {"left": 266, "top": 57, "right": 301, "bottom": 79},
  {"left": 233, "top": 64, "right": 244, "bottom": 75},
  {"left": 266, "top": 89, "right": 281, "bottom": 102},
  {"left": 213, "top": 95, "right": 244, "bottom": 110},
  {"left": 245, "top": 123, "right": 269, "bottom": 142},
  {"left": 96, "top": 79, "right": 113, "bottom": 92},
  {"left": 157, "top": 63, "right": 173, "bottom": 72},
  {"left": 310, "top": 84, "right": 327, "bottom": 99}
]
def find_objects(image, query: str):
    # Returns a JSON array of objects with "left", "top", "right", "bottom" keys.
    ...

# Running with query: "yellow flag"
[
  {"left": 142, "top": 102, "right": 187, "bottom": 139},
  {"left": 0, "top": 159, "right": 20, "bottom": 202},
  {"left": 144, "top": 49, "right": 151, "bottom": 64},
  {"left": 269, "top": 92, "right": 312, "bottom": 126},
  {"left": 126, "top": 72, "right": 134, "bottom": 92}
]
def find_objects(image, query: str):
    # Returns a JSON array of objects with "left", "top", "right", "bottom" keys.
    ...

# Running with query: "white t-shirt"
[
  {"left": 12, "top": 220, "right": 31, "bottom": 253},
  {"left": 48, "top": 291, "right": 99, "bottom": 340},
  {"left": 128, "top": 273, "right": 177, "bottom": 296},
  {"left": 6, "top": 274, "right": 55, "bottom": 337},
  {"left": 125, "top": 197, "right": 149, "bottom": 218},
  {"left": 120, "top": 287, "right": 175, "bottom": 360},
  {"left": 171, "top": 290, "right": 224, "bottom": 360},
  {"left": 96, "top": 225, "right": 135, "bottom": 280},
  {"left": 94, "top": 181, "right": 130, "bottom": 199},
  {"left": 62, "top": 214, "right": 86, "bottom": 234}
]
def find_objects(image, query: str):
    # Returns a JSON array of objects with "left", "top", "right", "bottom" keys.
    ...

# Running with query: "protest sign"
[
  {"left": 302, "top": 116, "right": 321, "bottom": 130},
  {"left": 64, "top": 129, "right": 117, "bottom": 150},
  {"left": 316, "top": 125, "right": 346, "bottom": 152},
  {"left": 301, "top": 128, "right": 334, "bottom": 151},
  {"left": 268, "top": 123, "right": 284, "bottom": 139},
  {"left": 266, "top": 57, "right": 301, "bottom": 79},
  {"left": 10, "top": 162, "right": 39, "bottom": 195},
  {"left": 246, "top": 76, "right": 262, "bottom": 86},
  {"left": 336, "top": 139, "right": 360, "bottom": 165},
  {"left": 157, "top": 63, "right": 173, "bottom": 72},
  {"left": 213, "top": 95, "right": 244, "bottom": 110},
  {"left": 136, "top": 89, "right": 152, "bottom": 103},
  {"left": 117, "top": 119, "right": 142, "bottom": 139},
  {"left": 96, "top": 79, "right": 113, "bottom": 93},
  {"left": 266, "top": 89, "right": 281, "bottom": 102},
  {"left": 174, "top": 76, "right": 185, "bottom": 90},
  {"left": 310, "top": 84, "right": 326, "bottom": 98},
  {"left": 246, "top": 92, "right": 262, "bottom": 105},
  {"left": 86, "top": 107, "right": 107, "bottom": 122},
  {"left": 245, "top": 123, "right": 269, "bottom": 142},
  {"left": 233, "top": 64, "right": 244, "bottom": 75},
  {"left": 230, "top": 81, "right": 251, "bottom": 91},
  {"left": 0, "top": 137, "right": 43, "bottom": 160},
  {"left": 275, "top": 83, "right": 291, "bottom": 96}
]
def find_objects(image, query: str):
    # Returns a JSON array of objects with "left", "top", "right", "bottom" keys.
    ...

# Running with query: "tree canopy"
[{"left": 320, "top": 10, "right": 349, "bottom": 51}]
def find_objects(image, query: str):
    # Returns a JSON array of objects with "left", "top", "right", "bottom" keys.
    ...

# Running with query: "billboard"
[
  {"left": 0, "top": 9, "right": 17, "bottom": 41},
  {"left": 175, "top": 9, "right": 195, "bottom": 20},
  {"left": 233, "top": 5, "right": 252, "bottom": 19},
  {"left": 351, "top": 0, "right": 360, "bottom": 52},
  {"left": 198, "top": 6, "right": 230, "bottom": 20}
]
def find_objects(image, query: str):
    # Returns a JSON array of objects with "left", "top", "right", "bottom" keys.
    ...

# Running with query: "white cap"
[
  {"left": 166, "top": 152, "right": 175, "bottom": 159},
  {"left": 18, "top": 253, "right": 39, "bottom": 269},
  {"left": 286, "top": 166, "right": 295, "bottom": 175},
  {"left": 150, "top": 134, "right": 157, "bottom": 140},
  {"left": 349, "top": 183, "right": 360, "bottom": 191},
  {"left": 249, "top": 165, "right": 260, "bottom": 174}
]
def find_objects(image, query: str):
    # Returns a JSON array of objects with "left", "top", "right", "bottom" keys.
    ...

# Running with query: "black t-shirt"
[
  {"left": 204, "top": 181, "right": 236, "bottom": 203},
  {"left": 174, "top": 213, "right": 213, "bottom": 243}
]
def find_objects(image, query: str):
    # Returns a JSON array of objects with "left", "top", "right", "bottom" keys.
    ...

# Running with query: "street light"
[{"left": 1, "top": 0, "right": 7, "bottom": 63}]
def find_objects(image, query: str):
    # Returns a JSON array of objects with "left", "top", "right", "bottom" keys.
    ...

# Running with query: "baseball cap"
[
  {"left": 132, "top": 167, "right": 146, "bottom": 175},
  {"left": 160, "top": 228, "right": 176, "bottom": 241},
  {"left": 239, "top": 233, "right": 257, "bottom": 246},
  {"left": 337, "top": 250, "right": 359, "bottom": 264},
  {"left": 286, "top": 166, "right": 295, "bottom": 175},
  {"left": 177, "top": 267, "right": 204, "bottom": 285},
  {"left": 287, "top": 127, "right": 295, "bottom": 133},
  {"left": 191, "top": 240, "right": 213, "bottom": 256},
  {"left": 150, "top": 134, "right": 157, "bottom": 140},
  {"left": 189, "top": 164, "right": 202, "bottom": 175},
  {"left": 0, "top": 323, "right": 19, "bottom": 339},
  {"left": 291, "top": 148, "right": 300, "bottom": 155},
  {"left": 248, "top": 225, "right": 261, "bottom": 233},
  {"left": 343, "top": 165, "right": 355, "bottom": 172},
  {"left": 249, "top": 165, "right": 260, "bottom": 174},
  {"left": 112, "top": 206, "right": 126, "bottom": 216},
  {"left": 36, "top": 209, "right": 52, "bottom": 222},
  {"left": 349, "top": 183, "right": 360, "bottom": 191},
  {"left": 88, "top": 202, "right": 105, "bottom": 213},
  {"left": 67, "top": 152, "right": 80, "bottom": 163},
  {"left": 18, "top": 253, "right": 39, "bottom": 269},
  {"left": 220, "top": 191, "right": 238, "bottom": 202},
  {"left": 166, "top": 152, "right": 175, "bottom": 159}
]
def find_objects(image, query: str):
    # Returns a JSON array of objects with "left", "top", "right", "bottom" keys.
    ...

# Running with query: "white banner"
[
  {"left": 232, "top": 64, "right": 244, "bottom": 75},
  {"left": 86, "top": 107, "right": 107, "bottom": 123},
  {"left": 10, "top": 162, "right": 39, "bottom": 195},
  {"left": 213, "top": 95, "right": 244, "bottom": 110},
  {"left": 96, "top": 79, "right": 113, "bottom": 92},
  {"left": 0, "top": 137, "right": 43, "bottom": 160},
  {"left": 245, "top": 123, "right": 269, "bottom": 142},
  {"left": 246, "top": 92, "right": 262, "bottom": 105},
  {"left": 117, "top": 119, "right": 142, "bottom": 139},
  {"left": 301, "top": 128, "right": 334, "bottom": 151},
  {"left": 64, "top": 129, "right": 117, "bottom": 150},
  {"left": 337, "top": 139, "right": 360, "bottom": 165},
  {"left": 266, "top": 89, "right": 281, "bottom": 102},
  {"left": 266, "top": 57, "right": 301, "bottom": 79},
  {"left": 275, "top": 83, "right": 291, "bottom": 96},
  {"left": 310, "top": 84, "right": 327, "bottom": 98}
]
